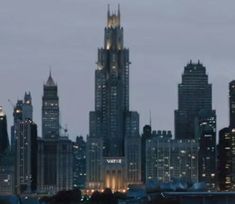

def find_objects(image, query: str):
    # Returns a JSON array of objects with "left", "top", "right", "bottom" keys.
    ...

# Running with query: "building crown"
[{"left": 107, "top": 4, "right": 120, "bottom": 28}]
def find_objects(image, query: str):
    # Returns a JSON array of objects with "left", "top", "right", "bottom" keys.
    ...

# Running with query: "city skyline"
[{"left": 1, "top": 0, "right": 235, "bottom": 139}]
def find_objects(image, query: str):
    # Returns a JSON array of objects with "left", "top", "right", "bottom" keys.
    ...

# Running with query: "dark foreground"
[{"left": 1, "top": 191, "right": 235, "bottom": 204}]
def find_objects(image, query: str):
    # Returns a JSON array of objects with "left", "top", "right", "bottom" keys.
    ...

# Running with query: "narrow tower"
[{"left": 42, "top": 72, "right": 59, "bottom": 139}]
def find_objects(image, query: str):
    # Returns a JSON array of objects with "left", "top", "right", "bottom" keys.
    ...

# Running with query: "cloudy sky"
[{"left": 1, "top": 0, "right": 235, "bottom": 141}]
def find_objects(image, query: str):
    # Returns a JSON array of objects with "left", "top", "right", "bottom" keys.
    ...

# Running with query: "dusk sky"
[{"left": 1, "top": 0, "right": 235, "bottom": 141}]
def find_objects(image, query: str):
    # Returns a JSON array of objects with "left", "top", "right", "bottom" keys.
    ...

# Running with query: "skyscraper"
[
  {"left": 38, "top": 72, "right": 73, "bottom": 194},
  {"left": 11, "top": 93, "right": 33, "bottom": 153},
  {"left": 87, "top": 6, "right": 141, "bottom": 191},
  {"left": 195, "top": 110, "right": 216, "bottom": 190},
  {"left": 42, "top": 71, "right": 59, "bottom": 139},
  {"left": 175, "top": 61, "right": 212, "bottom": 140},
  {"left": 218, "top": 80, "right": 235, "bottom": 191},
  {"left": 15, "top": 119, "right": 37, "bottom": 194}
]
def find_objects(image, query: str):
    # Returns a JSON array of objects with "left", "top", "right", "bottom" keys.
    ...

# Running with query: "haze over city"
[{"left": 1, "top": 0, "right": 235, "bottom": 139}]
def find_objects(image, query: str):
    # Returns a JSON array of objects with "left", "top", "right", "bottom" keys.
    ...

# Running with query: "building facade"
[
  {"left": 73, "top": 136, "right": 86, "bottom": 189},
  {"left": 146, "top": 131, "right": 198, "bottom": 184},
  {"left": 87, "top": 6, "right": 141, "bottom": 191},
  {"left": 15, "top": 119, "right": 37, "bottom": 194},
  {"left": 218, "top": 80, "right": 235, "bottom": 191}
]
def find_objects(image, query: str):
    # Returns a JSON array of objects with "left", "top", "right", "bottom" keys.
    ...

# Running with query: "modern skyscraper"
[
  {"left": 0, "top": 107, "right": 9, "bottom": 156},
  {"left": 195, "top": 110, "right": 216, "bottom": 190},
  {"left": 15, "top": 119, "right": 37, "bottom": 194},
  {"left": 175, "top": 61, "right": 213, "bottom": 140},
  {"left": 11, "top": 94, "right": 33, "bottom": 153},
  {"left": 218, "top": 80, "right": 235, "bottom": 191},
  {"left": 42, "top": 71, "right": 59, "bottom": 139},
  {"left": 87, "top": 6, "right": 141, "bottom": 191}
]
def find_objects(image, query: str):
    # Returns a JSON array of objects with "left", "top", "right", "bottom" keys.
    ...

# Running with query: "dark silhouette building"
[
  {"left": 0, "top": 107, "right": 9, "bottom": 156},
  {"left": 73, "top": 136, "right": 86, "bottom": 189},
  {"left": 87, "top": 6, "right": 141, "bottom": 191},
  {"left": 141, "top": 125, "right": 152, "bottom": 183},
  {"left": 218, "top": 80, "right": 235, "bottom": 191},
  {"left": 175, "top": 61, "right": 213, "bottom": 140}
]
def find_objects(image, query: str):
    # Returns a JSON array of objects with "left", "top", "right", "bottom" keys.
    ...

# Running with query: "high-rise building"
[
  {"left": 0, "top": 107, "right": 9, "bottom": 156},
  {"left": 175, "top": 61, "right": 213, "bottom": 140},
  {"left": 37, "top": 73, "right": 73, "bottom": 194},
  {"left": 218, "top": 80, "right": 235, "bottom": 191},
  {"left": 11, "top": 100, "right": 23, "bottom": 153},
  {"left": 42, "top": 71, "right": 59, "bottom": 139},
  {"left": 195, "top": 110, "right": 216, "bottom": 190},
  {"left": 87, "top": 6, "right": 141, "bottom": 191},
  {"left": 73, "top": 136, "right": 86, "bottom": 189},
  {"left": 15, "top": 119, "right": 37, "bottom": 194},
  {"left": 11, "top": 93, "right": 33, "bottom": 153}
]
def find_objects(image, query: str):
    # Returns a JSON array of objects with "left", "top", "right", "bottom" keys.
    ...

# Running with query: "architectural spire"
[
  {"left": 107, "top": 4, "right": 110, "bottom": 18},
  {"left": 46, "top": 69, "right": 56, "bottom": 86}
]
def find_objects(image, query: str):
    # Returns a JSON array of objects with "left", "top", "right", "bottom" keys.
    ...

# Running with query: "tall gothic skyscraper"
[
  {"left": 90, "top": 5, "right": 129, "bottom": 157},
  {"left": 42, "top": 72, "right": 59, "bottom": 138},
  {"left": 87, "top": 6, "right": 141, "bottom": 191},
  {"left": 175, "top": 61, "right": 213, "bottom": 139}
]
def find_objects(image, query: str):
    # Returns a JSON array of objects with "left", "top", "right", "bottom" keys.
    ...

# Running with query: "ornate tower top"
[{"left": 107, "top": 4, "right": 120, "bottom": 28}]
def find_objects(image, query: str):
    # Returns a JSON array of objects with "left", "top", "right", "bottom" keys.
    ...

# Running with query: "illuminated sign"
[{"left": 106, "top": 159, "right": 122, "bottom": 164}]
